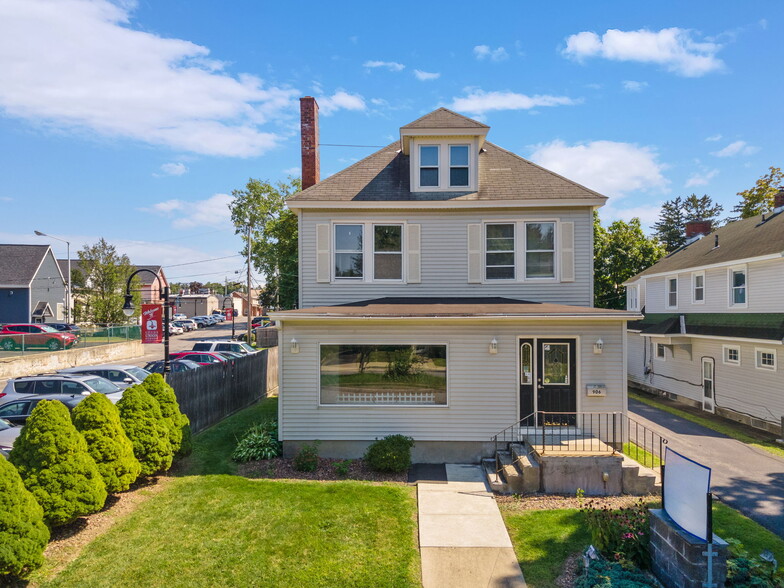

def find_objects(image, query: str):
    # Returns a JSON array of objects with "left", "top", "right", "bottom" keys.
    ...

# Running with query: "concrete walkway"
[{"left": 418, "top": 464, "right": 526, "bottom": 588}]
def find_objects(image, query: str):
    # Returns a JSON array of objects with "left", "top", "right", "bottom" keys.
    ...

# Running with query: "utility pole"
[{"left": 246, "top": 224, "right": 252, "bottom": 345}]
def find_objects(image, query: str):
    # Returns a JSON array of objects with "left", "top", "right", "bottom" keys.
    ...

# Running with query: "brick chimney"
[
  {"left": 300, "top": 97, "right": 320, "bottom": 190},
  {"left": 774, "top": 187, "right": 784, "bottom": 210},
  {"left": 685, "top": 220, "right": 712, "bottom": 239}
]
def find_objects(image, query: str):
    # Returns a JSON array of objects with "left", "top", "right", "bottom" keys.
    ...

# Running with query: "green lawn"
[
  {"left": 714, "top": 502, "right": 784, "bottom": 561},
  {"left": 630, "top": 390, "right": 784, "bottom": 459},
  {"left": 41, "top": 476, "right": 420, "bottom": 588},
  {"left": 623, "top": 441, "right": 662, "bottom": 469}
]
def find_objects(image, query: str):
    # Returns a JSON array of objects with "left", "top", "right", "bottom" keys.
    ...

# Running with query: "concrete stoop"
[{"left": 621, "top": 455, "right": 661, "bottom": 495}]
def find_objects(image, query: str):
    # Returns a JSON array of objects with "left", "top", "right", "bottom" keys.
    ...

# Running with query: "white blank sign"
[{"left": 663, "top": 447, "right": 712, "bottom": 541}]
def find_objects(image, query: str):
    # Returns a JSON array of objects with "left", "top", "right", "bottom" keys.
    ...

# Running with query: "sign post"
[{"left": 141, "top": 304, "right": 163, "bottom": 344}]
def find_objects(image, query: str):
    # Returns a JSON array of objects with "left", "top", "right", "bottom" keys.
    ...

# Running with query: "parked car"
[
  {"left": 0, "top": 393, "right": 86, "bottom": 426},
  {"left": 0, "top": 324, "right": 78, "bottom": 351},
  {"left": 58, "top": 364, "right": 151, "bottom": 389},
  {"left": 192, "top": 340, "right": 258, "bottom": 356},
  {"left": 251, "top": 316, "right": 273, "bottom": 328},
  {"left": 190, "top": 317, "right": 209, "bottom": 328},
  {"left": 0, "top": 373, "right": 123, "bottom": 403},
  {"left": 46, "top": 323, "right": 82, "bottom": 336},
  {"left": 169, "top": 351, "right": 227, "bottom": 366},
  {"left": 172, "top": 320, "right": 195, "bottom": 332},
  {"left": 169, "top": 324, "right": 184, "bottom": 335},
  {"left": 215, "top": 351, "right": 243, "bottom": 360},
  {"left": 172, "top": 313, "right": 187, "bottom": 321},
  {"left": 144, "top": 359, "right": 201, "bottom": 373},
  {"left": 0, "top": 417, "right": 22, "bottom": 454}
]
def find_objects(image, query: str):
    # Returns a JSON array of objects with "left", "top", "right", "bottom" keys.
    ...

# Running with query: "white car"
[
  {"left": 169, "top": 324, "right": 184, "bottom": 335},
  {"left": 173, "top": 313, "right": 187, "bottom": 321}
]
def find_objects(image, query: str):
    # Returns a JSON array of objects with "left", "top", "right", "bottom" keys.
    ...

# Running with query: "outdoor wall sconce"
[
  {"left": 593, "top": 339, "right": 604, "bottom": 354},
  {"left": 489, "top": 337, "right": 498, "bottom": 354},
  {"left": 290, "top": 338, "right": 300, "bottom": 354}
]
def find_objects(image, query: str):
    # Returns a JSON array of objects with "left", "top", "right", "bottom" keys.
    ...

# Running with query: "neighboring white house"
[
  {"left": 270, "top": 98, "right": 640, "bottom": 462},
  {"left": 625, "top": 196, "right": 784, "bottom": 434}
]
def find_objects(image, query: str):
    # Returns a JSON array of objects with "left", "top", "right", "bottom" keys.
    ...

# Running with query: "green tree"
[
  {"left": 730, "top": 166, "right": 783, "bottom": 220},
  {"left": 10, "top": 400, "right": 107, "bottom": 527},
  {"left": 71, "top": 392, "right": 141, "bottom": 493},
  {"left": 117, "top": 385, "right": 173, "bottom": 476},
  {"left": 76, "top": 238, "right": 141, "bottom": 324},
  {"left": 0, "top": 455, "right": 49, "bottom": 579},
  {"left": 230, "top": 178, "right": 301, "bottom": 310},
  {"left": 594, "top": 213, "right": 666, "bottom": 309},
  {"left": 652, "top": 194, "right": 723, "bottom": 252},
  {"left": 142, "top": 373, "right": 191, "bottom": 456}
]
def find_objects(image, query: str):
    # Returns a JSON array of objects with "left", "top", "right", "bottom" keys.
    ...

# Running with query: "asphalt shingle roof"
[
  {"left": 0, "top": 244, "right": 50, "bottom": 287},
  {"left": 628, "top": 313, "right": 784, "bottom": 342},
  {"left": 400, "top": 107, "right": 490, "bottom": 130}
]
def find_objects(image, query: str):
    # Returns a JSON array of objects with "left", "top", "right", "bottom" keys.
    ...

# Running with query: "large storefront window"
[{"left": 320, "top": 344, "right": 447, "bottom": 405}]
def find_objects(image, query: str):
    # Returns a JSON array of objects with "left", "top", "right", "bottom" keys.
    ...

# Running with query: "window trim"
[
  {"left": 692, "top": 271, "right": 705, "bottom": 305},
  {"left": 317, "top": 342, "right": 450, "bottom": 408},
  {"left": 372, "top": 223, "right": 404, "bottom": 282},
  {"left": 411, "top": 138, "right": 477, "bottom": 192},
  {"left": 331, "top": 221, "right": 407, "bottom": 284},
  {"left": 481, "top": 218, "right": 560, "bottom": 284},
  {"left": 722, "top": 344, "right": 741, "bottom": 366},
  {"left": 484, "top": 222, "right": 516, "bottom": 281},
  {"left": 728, "top": 265, "right": 748, "bottom": 309},
  {"left": 524, "top": 221, "right": 557, "bottom": 280},
  {"left": 448, "top": 144, "right": 470, "bottom": 188},
  {"left": 755, "top": 347, "right": 777, "bottom": 371},
  {"left": 655, "top": 343, "right": 667, "bottom": 361},
  {"left": 333, "top": 223, "right": 365, "bottom": 280},
  {"left": 418, "top": 144, "right": 440, "bottom": 188},
  {"left": 627, "top": 285, "right": 639, "bottom": 312},
  {"left": 665, "top": 275, "right": 678, "bottom": 309}
]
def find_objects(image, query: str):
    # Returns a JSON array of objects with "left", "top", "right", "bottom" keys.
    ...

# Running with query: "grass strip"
[
  {"left": 623, "top": 441, "right": 662, "bottom": 469},
  {"left": 713, "top": 501, "right": 784, "bottom": 562},
  {"left": 630, "top": 390, "right": 784, "bottom": 459}
]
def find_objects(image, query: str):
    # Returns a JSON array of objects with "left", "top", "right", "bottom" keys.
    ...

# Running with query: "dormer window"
[
  {"left": 411, "top": 140, "right": 476, "bottom": 191},
  {"left": 449, "top": 145, "right": 469, "bottom": 187},
  {"left": 419, "top": 146, "right": 439, "bottom": 187}
]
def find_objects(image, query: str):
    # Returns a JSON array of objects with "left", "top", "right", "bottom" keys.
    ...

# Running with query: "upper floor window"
[
  {"left": 414, "top": 141, "right": 474, "bottom": 191},
  {"left": 756, "top": 348, "right": 776, "bottom": 371},
  {"left": 334, "top": 224, "right": 363, "bottom": 278},
  {"left": 693, "top": 272, "right": 705, "bottom": 304},
  {"left": 666, "top": 276, "right": 678, "bottom": 309},
  {"left": 526, "top": 222, "right": 555, "bottom": 279},
  {"left": 373, "top": 225, "right": 402, "bottom": 280},
  {"left": 449, "top": 145, "right": 469, "bottom": 187},
  {"left": 485, "top": 223, "right": 515, "bottom": 280},
  {"left": 723, "top": 345, "right": 740, "bottom": 366},
  {"left": 419, "top": 146, "right": 439, "bottom": 187},
  {"left": 627, "top": 285, "right": 639, "bottom": 311},
  {"left": 730, "top": 268, "right": 747, "bottom": 307}
]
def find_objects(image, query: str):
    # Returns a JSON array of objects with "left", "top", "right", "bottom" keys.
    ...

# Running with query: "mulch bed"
[
  {"left": 238, "top": 457, "right": 408, "bottom": 484},
  {"left": 496, "top": 493, "right": 657, "bottom": 512}
]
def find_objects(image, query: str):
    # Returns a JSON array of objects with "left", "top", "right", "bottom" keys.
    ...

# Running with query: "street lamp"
[
  {"left": 34, "top": 231, "right": 71, "bottom": 324},
  {"left": 122, "top": 269, "right": 171, "bottom": 374}
]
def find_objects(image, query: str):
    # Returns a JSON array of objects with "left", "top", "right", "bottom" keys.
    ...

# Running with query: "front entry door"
[
  {"left": 702, "top": 358, "right": 715, "bottom": 413},
  {"left": 537, "top": 339, "right": 577, "bottom": 425}
]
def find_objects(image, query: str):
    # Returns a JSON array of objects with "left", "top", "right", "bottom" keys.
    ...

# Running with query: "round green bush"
[
  {"left": 117, "top": 385, "right": 173, "bottom": 476},
  {"left": 0, "top": 456, "right": 49, "bottom": 579},
  {"left": 141, "top": 373, "right": 191, "bottom": 456},
  {"left": 9, "top": 400, "right": 107, "bottom": 527},
  {"left": 71, "top": 392, "right": 141, "bottom": 493},
  {"left": 364, "top": 435, "right": 415, "bottom": 473}
]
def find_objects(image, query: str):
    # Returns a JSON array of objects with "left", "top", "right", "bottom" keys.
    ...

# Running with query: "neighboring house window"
[
  {"left": 373, "top": 225, "right": 403, "bottom": 280},
  {"left": 666, "top": 277, "right": 678, "bottom": 309},
  {"left": 693, "top": 272, "right": 705, "bottom": 304},
  {"left": 319, "top": 344, "right": 447, "bottom": 405},
  {"left": 525, "top": 222, "right": 555, "bottom": 278},
  {"left": 449, "top": 145, "right": 469, "bottom": 187},
  {"left": 723, "top": 345, "right": 741, "bottom": 366},
  {"left": 485, "top": 223, "right": 515, "bottom": 280},
  {"left": 756, "top": 348, "right": 776, "bottom": 371},
  {"left": 655, "top": 343, "right": 666, "bottom": 360},
  {"left": 334, "top": 224, "right": 363, "bottom": 278},
  {"left": 730, "top": 268, "right": 747, "bottom": 307},
  {"left": 627, "top": 285, "right": 639, "bottom": 311},
  {"left": 419, "top": 145, "right": 439, "bottom": 187}
]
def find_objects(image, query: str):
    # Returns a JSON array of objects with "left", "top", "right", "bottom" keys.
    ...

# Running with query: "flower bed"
[{"left": 239, "top": 457, "right": 408, "bottom": 483}]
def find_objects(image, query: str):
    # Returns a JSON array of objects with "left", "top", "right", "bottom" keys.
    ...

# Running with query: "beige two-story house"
[{"left": 270, "top": 99, "right": 640, "bottom": 461}]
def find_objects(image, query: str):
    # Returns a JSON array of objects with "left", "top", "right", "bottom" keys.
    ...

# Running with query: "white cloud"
[
  {"left": 529, "top": 140, "right": 668, "bottom": 197},
  {"left": 450, "top": 89, "right": 579, "bottom": 114},
  {"left": 0, "top": 0, "right": 297, "bottom": 157},
  {"left": 317, "top": 90, "right": 366, "bottom": 116},
  {"left": 0, "top": 196, "right": 12, "bottom": 202},
  {"left": 473, "top": 45, "right": 509, "bottom": 62},
  {"left": 602, "top": 203, "right": 663, "bottom": 227},
  {"left": 622, "top": 80, "right": 648, "bottom": 92},
  {"left": 705, "top": 134, "right": 722, "bottom": 142},
  {"left": 413, "top": 69, "right": 440, "bottom": 81},
  {"left": 562, "top": 28, "right": 724, "bottom": 77},
  {"left": 711, "top": 140, "right": 758, "bottom": 157},
  {"left": 685, "top": 168, "right": 719, "bottom": 187},
  {"left": 144, "top": 193, "right": 234, "bottom": 229},
  {"left": 363, "top": 60, "right": 405, "bottom": 71},
  {"left": 282, "top": 166, "right": 300, "bottom": 176},
  {"left": 158, "top": 162, "right": 188, "bottom": 176}
]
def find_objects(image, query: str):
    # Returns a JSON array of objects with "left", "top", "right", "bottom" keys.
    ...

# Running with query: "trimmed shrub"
[
  {"left": 0, "top": 456, "right": 49, "bottom": 579},
  {"left": 9, "top": 400, "right": 107, "bottom": 527},
  {"left": 574, "top": 557, "right": 657, "bottom": 587},
  {"left": 71, "top": 392, "right": 141, "bottom": 492},
  {"left": 142, "top": 373, "right": 191, "bottom": 456},
  {"left": 292, "top": 440, "right": 320, "bottom": 472},
  {"left": 117, "top": 385, "right": 173, "bottom": 476},
  {"left": 232, "top": 420, "right": 281, "bottom": 462},
  {"left": 364, "top": 435, "right": 415, "bottom": 473}
]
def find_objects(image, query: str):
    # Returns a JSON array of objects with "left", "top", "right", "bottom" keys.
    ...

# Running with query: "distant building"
[
  {"left": 176, "top": 294, "right": 220, "bottom": 317},
  {"left": 1, "top": 244, "right": 67, "bottom": 323}
]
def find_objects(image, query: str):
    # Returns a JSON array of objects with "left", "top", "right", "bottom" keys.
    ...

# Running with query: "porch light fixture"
[
  {"left": 593, "top": 339, "right": 604, "bottom": 354},
  {"left": 290, "top": 338, "right": 300, "bottom": 354},
  {"left": 489, "top": 337, "right": 498, "bottom": 354}
]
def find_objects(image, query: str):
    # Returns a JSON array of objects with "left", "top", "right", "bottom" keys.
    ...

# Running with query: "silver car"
[
  {"left": 58, "top": 364, "right": 151, "bottom": 389},
  {"left": 0, "top": 373, "right": 124, "bottom": 404},
  {"left": 0, "top": 417, "right": 21, "bottom": 454}
]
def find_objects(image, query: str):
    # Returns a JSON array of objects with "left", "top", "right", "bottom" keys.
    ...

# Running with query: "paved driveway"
[{"left": 629, "top": 397, "right": 784, "bottom": 538}]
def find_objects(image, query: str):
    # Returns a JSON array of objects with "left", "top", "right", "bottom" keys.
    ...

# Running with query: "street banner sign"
[
  {"left": 141, "top": 304, "right": 163, "bottom": 344},
  {"left": 663, "top": 447, "right": 712, "bottom": 540},
  {"left": 224, "top": 308, "right": 233, "bottom": 320}
]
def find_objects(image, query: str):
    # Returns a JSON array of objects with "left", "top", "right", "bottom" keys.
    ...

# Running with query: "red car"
[
  {"left": 0, "top": 324, "right": 78, "bottom": 351},
  {"left": 168, "top": 351, "right": 227, "bottom": 366}
]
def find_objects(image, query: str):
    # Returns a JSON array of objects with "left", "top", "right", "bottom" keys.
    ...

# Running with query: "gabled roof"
[
  {"left": 631, "top": 211, "right": 784, "bottom": 280},
  {"left": 400, "top": 107, "right": 490, "bottom": 130},
  {"left": 0, "top": 244, "right": 52, "bottom": 287},
  {"left": 133, "top": 265, "right": 165, "bottom": 286},
  {"left": 288, "top": 140, "right": 606, "bottom": 204}
]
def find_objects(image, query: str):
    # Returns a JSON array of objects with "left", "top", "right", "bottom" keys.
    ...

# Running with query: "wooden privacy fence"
[{"left": 167, "top": 347, "right": 278, "bottom": 434}]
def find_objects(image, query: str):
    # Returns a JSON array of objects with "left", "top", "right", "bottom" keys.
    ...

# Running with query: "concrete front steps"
[{"left": 483, "top": 440, "right": 661, "bottom": 496}]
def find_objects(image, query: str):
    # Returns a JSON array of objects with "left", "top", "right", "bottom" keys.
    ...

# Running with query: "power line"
[
  {"left": 319, "top": 143, "right": 385, "bottom": 148},
  {"left": 162, "top": 254, "right": 242, "bottom": 268}
]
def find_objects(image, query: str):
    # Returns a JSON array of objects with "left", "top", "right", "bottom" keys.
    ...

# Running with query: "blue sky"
[{"left": 0, "top": 0, "right": 781, "bottom": 285}]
